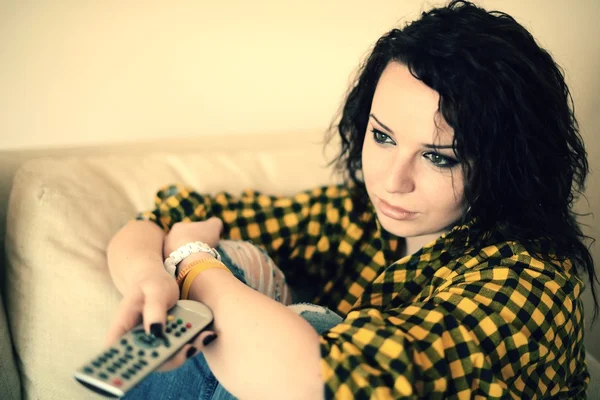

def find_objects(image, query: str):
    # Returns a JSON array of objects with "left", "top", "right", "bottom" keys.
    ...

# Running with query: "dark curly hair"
[{"left": 327, "top": 0, "right": 599, "bottom": 323}]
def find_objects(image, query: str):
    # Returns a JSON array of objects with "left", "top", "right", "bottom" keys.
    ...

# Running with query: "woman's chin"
[{"left": 376, "top": 214, "right": 421, "bottom": 238}]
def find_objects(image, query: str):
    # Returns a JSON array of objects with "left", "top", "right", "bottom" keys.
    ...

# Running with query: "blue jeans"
[{"left": 123, "top": 245, "right": 343, "bottom": 400}]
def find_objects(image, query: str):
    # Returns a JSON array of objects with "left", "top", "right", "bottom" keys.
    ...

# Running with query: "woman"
[{"left": 105, "top": 1, "right": 598, "bottom": 398}]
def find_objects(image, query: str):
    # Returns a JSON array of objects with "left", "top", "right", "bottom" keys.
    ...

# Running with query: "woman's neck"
[
  {"left": 384, "top": 232, "right": 443, "bottom": 262},
  {"left": 404, "top": 232, "right": 444, "bottom": 257}
]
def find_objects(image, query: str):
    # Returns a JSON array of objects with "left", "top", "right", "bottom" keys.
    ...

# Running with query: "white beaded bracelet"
[{"left": 163, "top": 241, "right": 221, "bottom": 277}]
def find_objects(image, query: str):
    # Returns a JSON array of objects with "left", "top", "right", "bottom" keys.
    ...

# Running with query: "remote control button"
[
  {"left": 132, "top": 329, "right": 163, "bottom": 349},
  {"left": 186, "top": 323, "right": 192, "bottom": 328},
  {"left": 125, "top": 353, "right": 134, "bottom": 360},
  {"left": 138, "top": 350, "right": 145, "bottom": 357},
  {"left": 133, "top": 363, "right": 143, "bottom": 370},
  {"left": 180, "top": 327, "right": 187, "bottom": 333},
  {"left": 92, "top": 361, "right": 101, "bottom": 368},
  {"left": 175, "top": 332, "right": 181, "bottom": 337},
  {"left": 166, "top": 327, "right": 172, "bottom": 334},
  {"left": 126, "top": 345, "right": 134, "bottom": 352},
  {"left": 168, "top": 315, "right": 175, "bottom": 321},
  {"left": 112, "top": 361, "right": 121, "bottom": 369},
  {"left": 112, "top": 378, "right": 123, "bottom": 387},
  {"left": 170, "top": 323, "right": 178, "bottom": 329},
  {"left": 122, "top": 372, "right": 131, "bottom": 380},
  {"left": 177, "top": 319, "right": 183, "bottom": 325},
  {"left": 83, "top": 367, "right": 93, "bottom": 374},
  {"left": 151, "top": 351, "right": 159, "bottom": 358},
  {"left": 139, "top": 359, "right": 148, "bottom": 366},
  {"left": 98, "top": 372, "right": 108, "bottom": 380},
  {"left": 128, "top": 367, "right": 137, "bottom": 375},
  {"left": 111, "top": 348, "right": 119, "bottom": 355},
  {"left": 105, "top": 351, "right": 114, "bottom": 358},
  {"left": 120, "top": 339, "right": 128, "bottom": 345},
  {"left": 99, "top": 356, "right": 107, "bottom": 363},
  {"left": 107, "top": 367, "right": 115, "bottom": 373},
  {"left": 119, "top": 357, "right": 128, "bottom": 364}
]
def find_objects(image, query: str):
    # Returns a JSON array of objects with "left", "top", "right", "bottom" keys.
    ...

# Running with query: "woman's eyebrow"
[
  {"left": 369, "top": 114, "right": 395, "bottom": 134},
  {"left": 423, "top": 143, "right": 454, "bottom": 149},
  {"left": 370, "top": 113, "right": 454, "bottom": 149}
]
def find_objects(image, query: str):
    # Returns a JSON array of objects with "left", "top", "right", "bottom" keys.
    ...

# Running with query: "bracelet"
[
  {"left": 176, "top": 257, "right": 223, "bottom": 287},
  {"left": 180, "top": 259, "right": 231, "bottom": 300},
  {"left": 164, "top": 241, "right": 221, "bottom": 278}
]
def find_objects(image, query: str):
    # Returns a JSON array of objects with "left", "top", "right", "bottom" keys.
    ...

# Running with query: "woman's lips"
[{"left": 378, "top": 198, "right": 418, "bottom": 220}]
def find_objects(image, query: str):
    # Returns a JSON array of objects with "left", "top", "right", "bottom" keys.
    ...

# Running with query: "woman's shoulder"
[{"left": 445, "top": 233, "right": 584, "bottom": 293}]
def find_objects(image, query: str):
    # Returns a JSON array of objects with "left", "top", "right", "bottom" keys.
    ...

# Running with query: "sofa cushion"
[{"left": 4, "top": 137, "right": 338, "bottom": 399}]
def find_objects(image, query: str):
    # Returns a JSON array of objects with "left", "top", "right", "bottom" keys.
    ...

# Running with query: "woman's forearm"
[
  {"left": 188, "top": 266, "right": 324, "bottom": 400},
  {"left": 106, "top": 220, "right": 166, "bottom": 295}
]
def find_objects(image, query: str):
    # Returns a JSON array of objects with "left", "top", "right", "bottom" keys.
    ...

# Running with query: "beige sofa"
[{"left": 1, "top": 132, "right": 599, "bottom": 399}]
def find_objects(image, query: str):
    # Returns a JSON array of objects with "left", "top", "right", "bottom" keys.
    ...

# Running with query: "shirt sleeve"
[
  {"left": 136, "top": 183, "right": 350, "bottom": 287},
  {"left": 318, "top": 252, "right": 587, "bottom": 399}
]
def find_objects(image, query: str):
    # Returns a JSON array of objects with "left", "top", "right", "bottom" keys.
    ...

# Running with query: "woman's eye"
[
  {"left": 371, "top": 129, "right": 395, "bottom": 145},
  {"left": 424, "top": 152, "right": 458, "bottom": 168}
]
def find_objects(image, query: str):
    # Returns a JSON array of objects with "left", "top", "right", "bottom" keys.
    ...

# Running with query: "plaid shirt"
[{"left": 137, "top": 183, "right": 589, "bottom": 399}]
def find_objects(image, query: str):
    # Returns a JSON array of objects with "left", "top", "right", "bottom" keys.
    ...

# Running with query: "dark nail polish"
[
  {"left": 186, "top": 346, "right": 197, "bottom": 359},
  {"left": 203, "top": 333, "right": 217, "bottom": 346},
  {"left": 150, "top": 323, "right": 163, "bottom": 338}
]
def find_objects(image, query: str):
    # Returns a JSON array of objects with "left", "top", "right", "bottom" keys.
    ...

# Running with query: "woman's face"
[{"left": 362, "top": 62, "right": 467, "bottom": 239}]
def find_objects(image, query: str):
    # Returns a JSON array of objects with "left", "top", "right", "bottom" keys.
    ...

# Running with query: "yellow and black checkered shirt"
[{"left": 137, "top": 183, "right": 589, "bottom": 399}]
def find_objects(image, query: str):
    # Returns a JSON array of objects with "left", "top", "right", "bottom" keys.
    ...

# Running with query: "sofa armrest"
[
  {"left": 4, "top": 141, "right": 337, "bottom": 399},
  {"left": 0, "top": 284, "right": 21, "bottom": 400}
]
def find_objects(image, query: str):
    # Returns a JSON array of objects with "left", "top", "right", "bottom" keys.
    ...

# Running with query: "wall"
[
  {"left": 1, "top": 0, "right": 599, "bottom": 358},
  {"left": 0, "top": 0, "right": 416, "bottom": 150}
]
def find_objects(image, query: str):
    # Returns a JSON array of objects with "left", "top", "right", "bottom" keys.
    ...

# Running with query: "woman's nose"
[{"left": 383, "top": 154, "right": 415, "bottom": 194}]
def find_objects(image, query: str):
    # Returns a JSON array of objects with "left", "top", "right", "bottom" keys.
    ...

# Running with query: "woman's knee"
[{"left": 287, "top": 303, "right": 343, "bottom": 335}]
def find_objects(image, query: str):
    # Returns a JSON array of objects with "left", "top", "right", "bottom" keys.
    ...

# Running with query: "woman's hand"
[
  {"left": 103, "top": 217, "right": 224, "bottom": 373},
  {"left": 103, "top": 270, "right": 217, "bottom": 372},
  {"left": 104, "top": 270, "right": 179, "bottom": 349},
  {"left": 163, "top": 217, "right": 223, "bottom": 256}
]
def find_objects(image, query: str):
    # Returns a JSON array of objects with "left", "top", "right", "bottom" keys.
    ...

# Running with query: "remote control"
[{"left": 74, "top": 300, "right": 214, "bottom": 398}]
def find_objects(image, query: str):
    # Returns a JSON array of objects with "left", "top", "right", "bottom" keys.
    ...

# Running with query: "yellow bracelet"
[
  {"left": 176, "top": 258, "right": 221, "bottom": 287},
  {"left": 180, "top": 259, "right": 231, "bottom": 300}
]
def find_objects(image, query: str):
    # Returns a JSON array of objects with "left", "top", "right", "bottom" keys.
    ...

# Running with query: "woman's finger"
[
  {"left": 154, "top": 343, "right": 196, "bottom": 372},
  {"left": 138, "top": 274, "right": 179, "bottom": 337},
  {"left": 154, "top": 330, "right": 217, "bottom": 372},
  {"left": 141, "top": 289, "right": 171, "bottom": 338},
  {"left": 104, "top": 291, "right": 143, "bottom": 348},
  {"left": 189, "top": 330, "right": 219, "bottom": 353}
]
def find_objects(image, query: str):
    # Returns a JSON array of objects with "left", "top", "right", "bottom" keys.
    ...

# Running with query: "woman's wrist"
[
  {"left": 187, "top": 267, "right": 237, "bottom": 304},
  {"left": 174, "top": 253, "right": 237, "bottom": 303},
  {"left": 127, "top": 263, "right": 173, "bottom": 291},
  {"left": 175, "top": 253, "right": 216, "bottom": 274}
]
